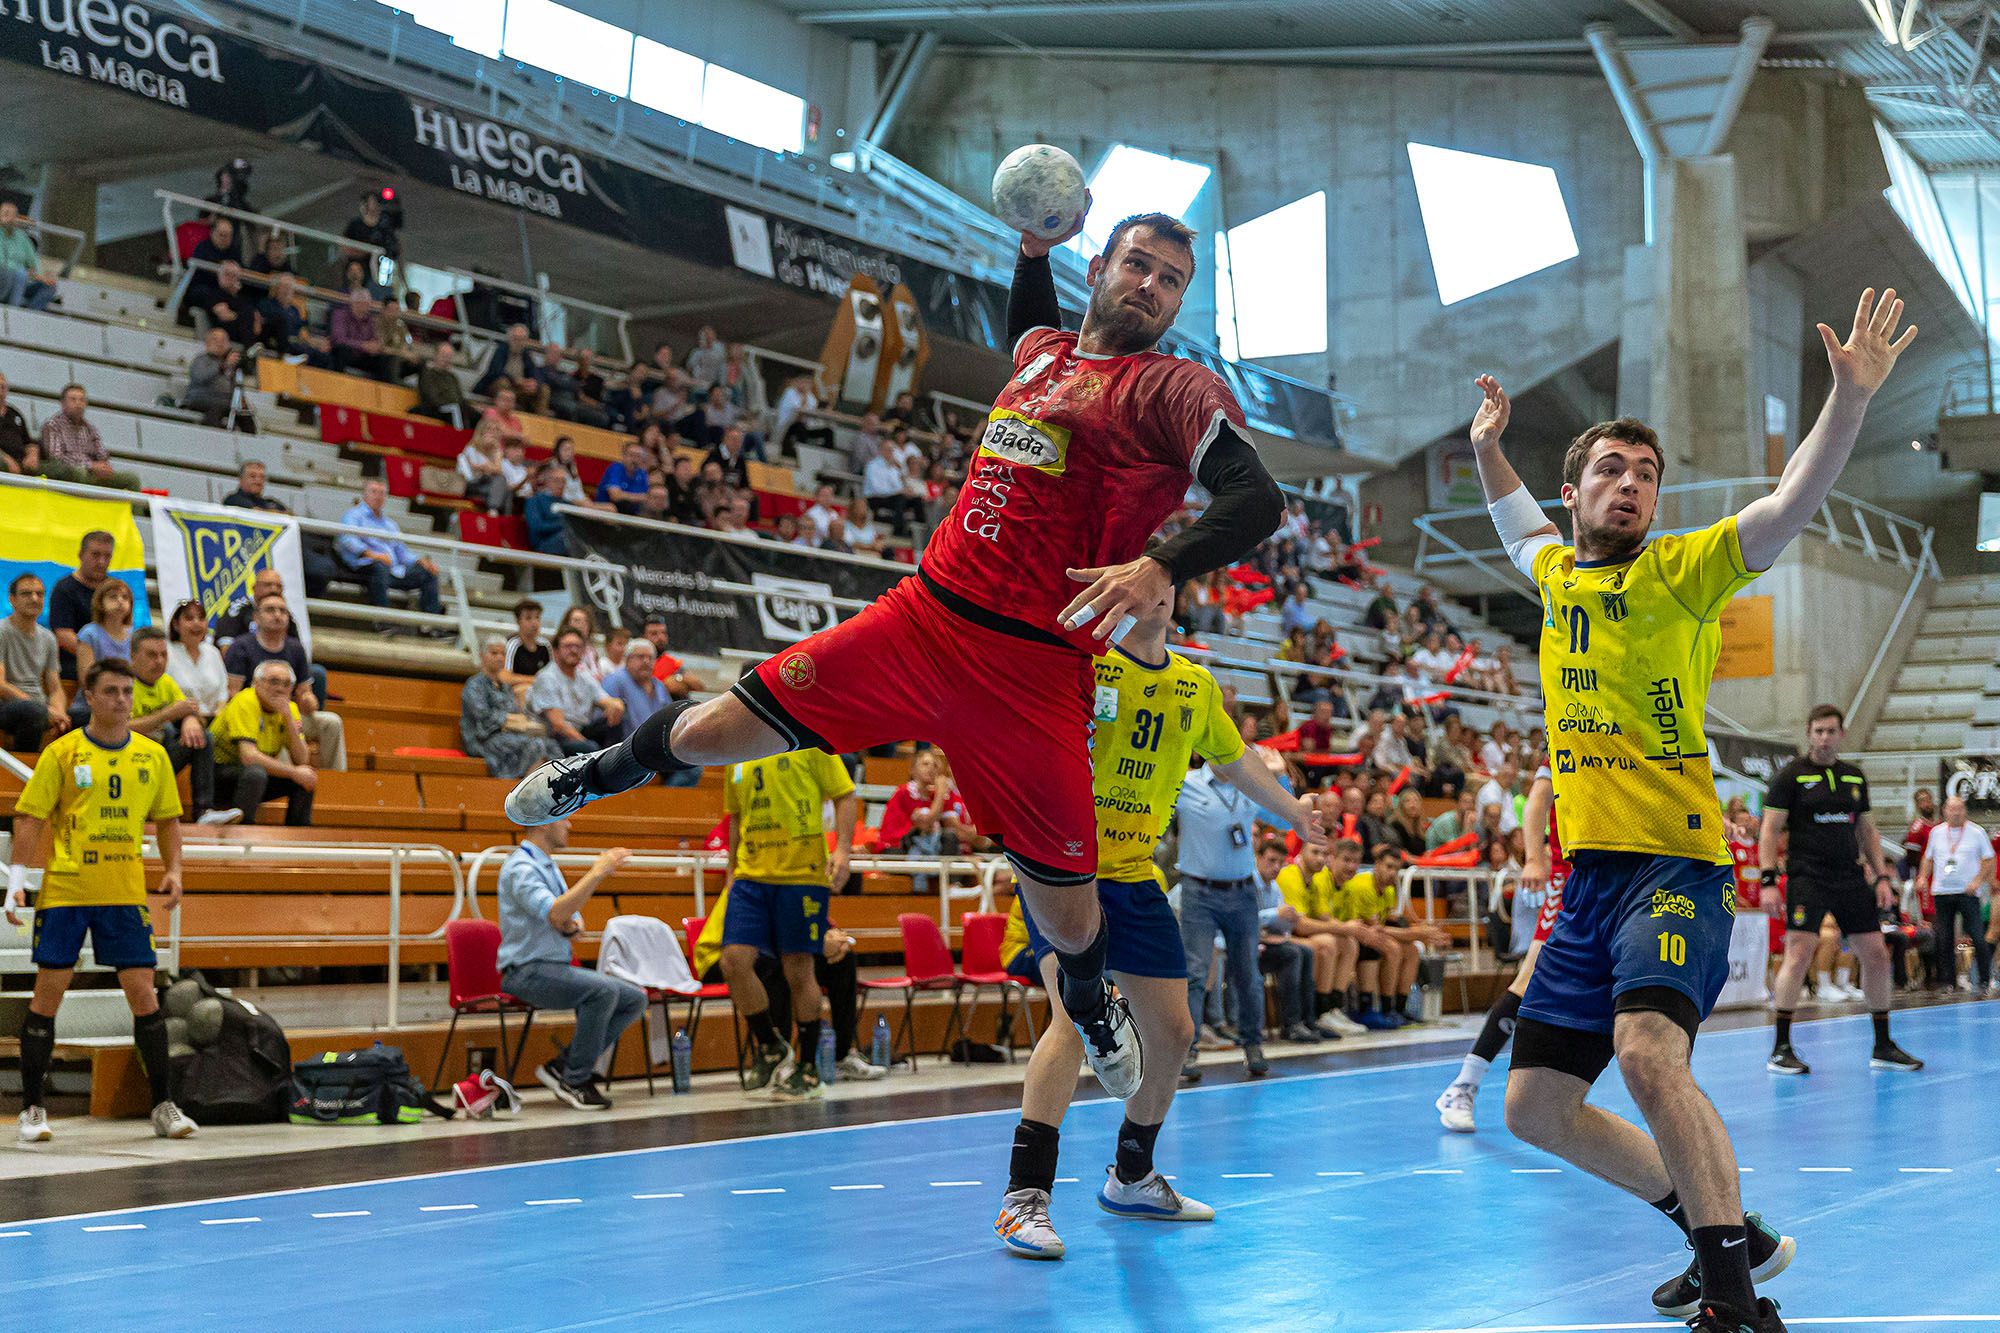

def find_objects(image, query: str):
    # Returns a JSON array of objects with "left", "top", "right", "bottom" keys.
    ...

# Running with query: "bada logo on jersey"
[{"left": 978, "top": 409, "right": 1070, "bottom": 476}]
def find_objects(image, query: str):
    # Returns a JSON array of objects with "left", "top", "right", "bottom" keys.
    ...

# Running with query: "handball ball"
[{"left": 993, "top": 144, "right": 1087, "bottom": 241}]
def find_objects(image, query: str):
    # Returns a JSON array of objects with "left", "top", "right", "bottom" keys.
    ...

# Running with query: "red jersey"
[
  {"left": 1904, "top": 816, "right": 1936, "bottom": 868},
  {"left": 921, "top": 326, "right": 1247, "bottom": 654},
  {"left": 1728, "top": 830, "right": 1760, "bottom": 909}
]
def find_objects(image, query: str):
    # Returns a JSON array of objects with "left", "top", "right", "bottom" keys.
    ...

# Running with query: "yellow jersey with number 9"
[
  {"left": 1092, "top": 646, "right": 1244, "bottom": 887},
  {"left": 1532, "top": 516, "right": 1759, "bottom": 866},
  {"left": 16, "top": 727, "right": 182, "bottom": 908}
]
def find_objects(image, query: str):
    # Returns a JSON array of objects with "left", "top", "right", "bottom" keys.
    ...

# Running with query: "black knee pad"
[
  {"left": 1511, "top": 1015, "right": 1615, "bottom": 1085},
  {"left": 1613, "top": 985, "right": 1700, "bottom": 1044}
]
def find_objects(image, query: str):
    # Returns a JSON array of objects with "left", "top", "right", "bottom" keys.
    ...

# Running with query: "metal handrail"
[
  {"left": 11, "top": 215, "right": 86, "bottom": 279},
  {"left": 157, "top": 189, "right": 386, "bottom": 288}
]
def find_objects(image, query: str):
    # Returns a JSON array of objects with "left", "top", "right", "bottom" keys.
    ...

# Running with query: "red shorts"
[
  {"left": 1532, "top": 865, "right": 1570, "bottom": 944},
  {"left": 735, "top": 573, "right": 1097, "bottom": 886}
]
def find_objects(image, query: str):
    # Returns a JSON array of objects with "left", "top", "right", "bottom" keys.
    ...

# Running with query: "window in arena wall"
[
  {"left": 501, "top": 0, "right": 635, "bottom": 97},
  {"left": 1406, "top": 143, "right": 1578, "bottom": 306},
  {"left": 700, "top": 66, "right": 807, "bottom": 155},
  {"left": 396, "top": 0, "right": 504, "bottom": 60},
  {"left": 630, "top": 37, "right": 707, "bottom": 122},
  {"left": 1065, "top": 145, "right": 1212, "bottom": 261},
  {"left": 1214, "top": 191, "right": 1327, "bottom": 362}
]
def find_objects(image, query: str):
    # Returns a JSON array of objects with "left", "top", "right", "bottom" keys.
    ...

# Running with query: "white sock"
[{"left": 1455, "top": 1054, "right": 1490, "bottom": 1089}]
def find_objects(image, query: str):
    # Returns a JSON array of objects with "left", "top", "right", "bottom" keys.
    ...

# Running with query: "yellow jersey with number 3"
[
  {"left": 725, "top": 750, "right": 855, "bottom": 886},
  {"left": 1092, "top": 646, "right": 1244, "bottom": 887},
  {"left": 16, "top": 727, "right": 182, "bottom": 908},
  {"left": 1533, "top": 516, "right": 1759, "bottom": 866}
]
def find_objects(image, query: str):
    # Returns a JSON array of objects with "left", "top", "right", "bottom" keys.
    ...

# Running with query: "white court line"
[
  {"left": 1512, "top": 1168, "right": 1562, "bottom": 1174},
  {"left": 1800, "top": 1166, "right": 1853, "bottom": 1173},
  {"left": 5, "top": 1006, "right": 1961, "bottom": 1232},
  {"left": 419, "top": 1204, "right": 477, "bottom": 1212},
  {"left": 0, "top": 1230, "right": 32, "bottom": 1238},
  {"left": 82, "top": 1224, "right": 144, "bottom": 1233},
  {"left": 525, "top": 1199, "right": 581, "bottom": 1206},
  {"left": 1900, "top": 1167, "right": 1953, "bottom": 1174},
  {"left": 631, "top": 1193, "right": 682, "bottom": 1200},
  {"left": 198, "top": 1217, "right": 260, "bottom": 1227},
  {"left": 830, "top": 1184, "right": 883, "bottom": 1191},
  {"left": 312, "top": 1211, "right": 370, "bottom": 1219},
  {"left": 928, "top": 1180, "right": 982, "bottom": 1188},
  {"left": 731, "top": 1188, "right": 784, "bottom": 1196},
  {"left": 1054, "top": 1177, "right": 1080, "bottom": 1184},
  {"left": 1739, "top": 1166, "right": 1755, "bottom": 1172},
  {"left": 1379, "top": 1318, "right": 2000, "bottom": 1332},
  {"left": 1412, "top": 1169, "right": 1464, "bottom": 1175},
  {"left": 1221, "top": 1172, "right": 1274, "bottom": 1179}
]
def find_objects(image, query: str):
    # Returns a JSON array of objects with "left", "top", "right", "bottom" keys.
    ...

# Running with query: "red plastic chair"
[
  {"left": 858, "top": 913, "right": 965, "bottom": 1071},
  {"left": 429, "top": 918, "right": 536, "bottom": 1091},
  {"left": 961, "top": 911, "right": 1040, "bottom": 1060}
]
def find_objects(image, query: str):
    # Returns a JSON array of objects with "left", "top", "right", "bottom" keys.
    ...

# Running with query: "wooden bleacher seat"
[
  {"left": 312, "top": 770, "right": 461, "bottom": 831},
  {"left": 864, "top": 755, "right": 914, "bottom": 787},
  {"left": 419, "top": 774, "right": 526, "bottom": 834}
]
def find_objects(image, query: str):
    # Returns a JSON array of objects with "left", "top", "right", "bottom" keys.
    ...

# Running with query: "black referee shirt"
[{"left": 1765, "top": 757, "right": 1870, "bottom": 883}]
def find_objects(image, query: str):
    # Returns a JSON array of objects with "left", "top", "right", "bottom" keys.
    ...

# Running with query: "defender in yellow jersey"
[
  {"left": 6, "top": 659, "right": 196, "bottom": 1145},
  {"left": 719, "top": 749, "right": 857, "bottom": 1098},
  {"left": 1468, "top": 287, "right": 1914, "bottom": 1332},
  {"left": 997, "top": 602, "right": 1323, "bottom": 1261}
]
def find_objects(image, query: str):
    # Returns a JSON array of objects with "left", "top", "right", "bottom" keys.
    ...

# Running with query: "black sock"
[
  {"left": 1392, "top": 993, "right": 1409, "bottom": 1017},
  {"left": 1472, "top": 989, "right": 1523, "bottom": 1062},
  {"left": 1871, "top": 1010, "right": 1891, "bottom": 1047},
  {"left": 133, "top": 1010, "right": 172, "bottom": 1105},
  {"left": 1315, "top": 990, "right": 1337, "bottom": 1015},
  {"left": 1362, "top": 993, "right": 1378, "bottom": 1013},
  {"left": 590, "top": 699, "right": 697, "bottom": 792},
  {"left": 1055, "top": 922, "right": 1110, "bottom": 1029},
  {"left": 795, "top": 1019, "right": 822, "bottom": 1069},
  {"left": 746, "top": 1009, "right": 779, "bottom": 1049},
  {"left": 1115, "top": 1117, "right": 1162, "bottom": 1184},
  {"left": 1008, "top": 1118, "right": 1061, "bottom": 1195},
  {"left": 1692, "top": 1224, "right": 1756, "bottom": 1311},
  {"left": 1774, "top": 1010, "right": 1793, "bottom": 1048},
  {"left": 1651, "top": 1189, "right": 1692, "bottom": 1238},
  {"left": 18, "top": 1012, "right": 54, "bottom": 1107}
]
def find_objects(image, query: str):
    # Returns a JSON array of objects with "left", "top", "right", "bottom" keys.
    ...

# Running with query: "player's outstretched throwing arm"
[
  {"left": 1466, "top": 374, "right": 1559, "bottom": 578},
  {"left": 1733, "top": 288, "right": 1916, "bottom": 571}
]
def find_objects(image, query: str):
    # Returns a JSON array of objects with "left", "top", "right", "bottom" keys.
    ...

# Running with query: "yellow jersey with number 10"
[
  {"left": 1533, "top": 516, "right": 1759, "bottom": 866},
  {"left": 1092, "top": 646, "right": 1245, "bottom": 887}
]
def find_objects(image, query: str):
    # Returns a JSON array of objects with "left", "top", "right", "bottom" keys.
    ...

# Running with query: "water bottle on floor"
[
  {"left": 871, "top": 1016, "right": 891, "bottom": 1069},
  {"left": 670, "top": 1028, "right": 692, "bottom": 1094},
  {"left": 817, "top": 1024, "right": 837, "bottom": 1084}
]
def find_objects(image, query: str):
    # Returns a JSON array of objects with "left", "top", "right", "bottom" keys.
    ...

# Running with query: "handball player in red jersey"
[{"left": 505, "top": 200, "right": 1284, "bottom": 1097}]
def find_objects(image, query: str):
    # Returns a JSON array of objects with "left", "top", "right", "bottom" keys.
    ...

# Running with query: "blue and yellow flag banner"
[
  {"left": 0, "top": 490, "right": 149, "bottom": 628},
  {"left": 149, "top": 497, "right": 311, "bottom": 653}
]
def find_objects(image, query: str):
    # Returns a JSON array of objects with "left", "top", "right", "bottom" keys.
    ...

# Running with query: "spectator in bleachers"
[
  {"left": 497, "top": 829, "right": 644, "bottom": 1111},
  {"left": 334, "top": 256, "right": 389, "bottom": 303},
  {"left": 373, "top": 293, "right": 421, "bottom": 380},
  {"left": 639, "top": 619, "right": 704, "bottom": 704},
  {"left": 1426, "top": 714, "right": 1472, "bottom": 797},
  {"left": 1475, "top": 756, "right": 1522, "bottom": 840},
  {"left": 1363, "top": 578, "right": 1397, "bottom": 631},
  {"left": 546, "top": 437, "right": 591, "bottom": 506},
  {"left": 37, "top": 385, "right": 138, "bottom": 490},
  {"left": 603, "top": 356, "right": 651, "bottom": 433},
  {"left": 567, "top": 347, "right": 609, "bottom": 425},
  {"left": 1295, "top": 698, "right": 1339, "bottom": 759},
  {"left": 0, "top": 573, "right": 67, "bottom": 750},
  {"left": 601, "top": 636, "right": 669, "bottom": 743},
  {"left": 182, "top": 326, "right": 249, "bottom": 430},
  {"left": 1425, "top": 787, "right": 1479, "bottom": 851},
  {"left": 1412, "top": 584, "right": 1450, "bottom": 637},
  {"left": 765, "top": 514, "right": 809, "bottom": 548},
  {"left": 1488, "top": 643, "right": 1519, "bottom": 697},
  {"left": 328, "top": 290, "right": 393, "bottom": 381},
  {"left": 413, "top": 339, "right": 470, "bottom": 429},
  {"left": 1343, "top": 707, "right": 1388, "bottom": 762},
  {"left": 884, "top": 390, "right": 930, "bottom": 432},
  {"left": 1478, "top": 721, "right": 1512, "bottom": 775},
  {"left": 190, "top": 259, "right": 259, "bottom": 347},
  {"left": 478, "top": 386, "right": 527, "bottom": 450},
  {"left": 1409, "top": 630, "right": 1454, "bottom": 686},
  {"left": 713, "top": 495, "right": 753, "bottom": 536},
  {"left": 342, "top": 192, "right": 399, "bottom": 262},
  {"left": 70, "top": 577, "right": 134, "bottom": 688},
  {"left": 335, "top": 478, "right": 445, "bottom": 633},
  {"left": 253, "top": 274, "right": 329, "bottom": 367},
  {"left": 707, "top": 424, "right": 756, "bottom": 488},
  {"left": 720, "top": 343, "right": 763, "bottom": 412},
  {"left": 692, "top": 459, "right": 731, "bottom": 525},
  {"left": 222, "top": 591, "right": 346, "bottom": 770},
  {"left": 1386, "top": 788, "right": 1430, "bottom": 857},
  {"left": 523, "top": 464, "right": 570, "bottom": 557},
  {"left": 462, "top": 639, "right": 561, "bottom": 780},
  {"left": 246, "top": 230, "right": 292, "bottom": 280},
  {"left": 774, "top": 373, "right": 833, "bottom": 450},
  {"left": 48, "top": 529, "right": 113, "bottom": 677},
  {"left": 180, "top": 218, "right": 243, "bottom": 322},
  {"left": 803, "top": 483, "right": 841, "bottom": 544},
  {"left": 536, "top": 341, "right": 586, "bottom": 423},
  {"left": 166, "top": 599, "right": 228, "bottom": 720},
  {"left": 1370, "top": 714, "right": 1427, "bottom": 786},
  {"left": 530, "top": 626, "right": 623, "bottom": 754},
  {"left": 863, "top": 436, "right": 914, "bottom": 536},
  {"left": 594, "top": 439, "right": 651, "bottom": 515},
  {"left": 219, "top": 467, "right": 334, "bottom": 592},
  {"left": 685, "top": 325, "right": 726, "bottom": 393},
  {"left": 661, "top": 453, "right": 701, "bottom": 526},
  {"left": 845, "top": 410, "right": 885, "bottom": 474},
  {"left": 502, "top": 599, "right": 551, "bottom": 688},
  {"left": 128, "top": 627, "right": 234, "bottom": 826},
  {"left": 830, "top": 497, "right": 885, "bottom": 557},
  {"left": 472, "top": 324, "right": 546, "bottom": 410},
  {"left": 0, "top": 372, "right": 37, "bottom": 473},
  {"left": 0, "top": 200, "right": 55, "bottom": 311},
  {"left": 638, "top": 480, "right": 671, "bottom": 522},
  {"left": 556, "top": 607, "right": 615, "bottom": 685},
  {"left": 210, "top": 659, "right": 315, "bottom": 826},
  {"left": 457, "top": 417, "right": 514, "bottom": 514}
]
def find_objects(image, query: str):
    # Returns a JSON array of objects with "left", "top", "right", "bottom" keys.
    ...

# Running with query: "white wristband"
[
  {"left": 1488, "top": 485, "right": 1557, "bottom": 576},
  {"left": 6, "top": 863, "right": 26, "bottom": 897}
]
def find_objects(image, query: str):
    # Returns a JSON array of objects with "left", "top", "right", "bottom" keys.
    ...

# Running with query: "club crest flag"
[
  {"left": 0, "top": 488, "right": 148, "bottom": 628},
  {"left": 150, "top": 497, "right": 311, "bottom": 653}
]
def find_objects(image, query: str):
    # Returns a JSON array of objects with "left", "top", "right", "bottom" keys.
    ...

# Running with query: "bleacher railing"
[{"left": 16, "top": 216, "right": 86, "bottom": 281}]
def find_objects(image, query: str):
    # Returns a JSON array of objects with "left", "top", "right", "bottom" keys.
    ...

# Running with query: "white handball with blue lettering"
[{"left": 992, "top": 144, "right": 1087, "bottom": 241}]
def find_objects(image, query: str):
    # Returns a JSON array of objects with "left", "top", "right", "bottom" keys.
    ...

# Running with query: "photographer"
[{"left": 182, "top": 326, "right": 255, "bottom": 432}]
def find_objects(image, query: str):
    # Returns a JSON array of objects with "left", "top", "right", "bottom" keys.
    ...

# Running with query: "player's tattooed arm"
[{"left": 1737, "top": 288, "right": 1916, "bottom": 572}]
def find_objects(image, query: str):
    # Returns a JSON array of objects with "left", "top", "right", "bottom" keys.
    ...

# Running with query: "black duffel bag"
[
  {"left": 167, "top": 974, "right": 293, "bottom": 1125},
  {"left": 291, "top": 1042, "right": 451, "bottom": 1125}
]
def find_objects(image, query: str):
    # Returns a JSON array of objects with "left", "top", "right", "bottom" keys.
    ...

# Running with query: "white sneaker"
[
  {"left": 1075, "top": 993, "right": 1144, "bottom": 1100},
  {"left": 1322, "top": 1009, "right": 1368, "bottom": 1037},
  {"left": 1435, "top": 1081, "right": 1478, "bottom": 1133},
  {"left": 995, "top": 1187, "right": 1065, "bottom": 1259},
  {"left": 1096, "top": 1167, "right": 1214, "bottom": 1221},
  {"left": 1960, "top": 975, "right": 1978, "bottom": 994},
  {"left": 17, "top": 1106, "right": 50, "bottom": 1143},
  {"left": 195, "top": 809, "right": 243, "bottom": 826},
  {"left": 505, "top": 753, "right": 608, "bottom": 826},
  {"left": 837, "top": 1051, "right": 886, "bottom": 1081},
  {"left": 1986, "top": 980, "right": 2000, "bottom": 996},
  {"left": 151, "top": 1100, "right": 197, "bottom": 1139},
  {"left": 1834, "top": 980, "right": 1866, "bottom": 1001}
]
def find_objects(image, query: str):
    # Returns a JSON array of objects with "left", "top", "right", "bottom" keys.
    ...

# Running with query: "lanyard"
[{"left": 1943, "top": 825, "right": 1967, "bottom": 865}]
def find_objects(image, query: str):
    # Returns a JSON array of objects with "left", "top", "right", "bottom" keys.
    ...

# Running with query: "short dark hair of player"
[
  {"left": 1101, "top": 212, "right": 1199, "bottom": 279},
  {"left": 130, "top": 626, "right": 167, "bottom": 650},
  {"left": 553, "top": 627, "right": 586, "bottom": 648},
  {"left": 83, "top": 657, "right": 135, "bottom": 692},
  {"left": 1331, "top": 837, "right": 1364, "bottom": 858},
  {"left": 1562, "top": 419, "right": 1664, "bottom": 490},
  {"left": 1808, "top": 703, "right": 1845, "bottom": 728},
  {"left": 1371, "top": 843, "right": 1405, "bottom": 868},
  {"left": 8, "top": 570, "right": 40, "bottom": 596}
]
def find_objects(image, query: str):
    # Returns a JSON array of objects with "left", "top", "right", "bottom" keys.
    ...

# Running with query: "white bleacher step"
[
  {"left": 1905, "top": 634, "right": 2000, "bottom": 665},
  {"left": 1920, "top": 605, "right": 2000, "bottom": 635},
  {"left": 1891, "top": 662, "right": 1988, "bottom": 694},
  {"left": 1868, "top": 720, "right": 1973, "bottom": 752},
  {"left": 0, "top": 990, "right": 137, "bottom": 1040},
  {"left": 1879, "top": 691, "right": 1980, "bottom": 723},
  {"left": 1929, "top": 577, "right": 2000, "bottom": 609}
]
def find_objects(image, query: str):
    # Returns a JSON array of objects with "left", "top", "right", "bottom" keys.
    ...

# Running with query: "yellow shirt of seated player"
[
  {"left": 16, "top": 727, "right": 182, "bottom": 908},
  {"left": 1276, "top": 861, "right": 1341, "bottom": 920},
  {"left": 1336, "top": 869, "right": 1396, "bottom": 924}
]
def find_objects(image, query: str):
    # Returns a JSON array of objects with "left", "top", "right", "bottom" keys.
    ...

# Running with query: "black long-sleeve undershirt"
[
  {"left": 1007, "top": 247, "right": 1062, "bottom": 349},
  {"left": 1148, "top": 425, "right": 1284, "bottom": 585}
]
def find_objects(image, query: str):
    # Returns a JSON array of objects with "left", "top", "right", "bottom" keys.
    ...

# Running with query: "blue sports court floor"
[{"left": 6, "top": 1004, "right": 1999, "bottom": 1331}]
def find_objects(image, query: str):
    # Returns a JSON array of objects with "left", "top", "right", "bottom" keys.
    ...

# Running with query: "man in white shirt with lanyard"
[{"left": 1916, "top": 794, "right": 1994, "bottom": 995}]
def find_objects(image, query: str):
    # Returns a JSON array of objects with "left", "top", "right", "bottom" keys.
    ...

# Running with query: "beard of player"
[
  {"left": 1574, "top": 511, "right": 1648, "bottom": 562},
  {"left": 1083, "top": 264, "right": 1177, "bottom": 356}
]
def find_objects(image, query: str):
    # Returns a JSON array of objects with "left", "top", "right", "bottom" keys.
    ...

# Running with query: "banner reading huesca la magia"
[{"left": 559, "top": 511, "right": 905, "bottom": 658}]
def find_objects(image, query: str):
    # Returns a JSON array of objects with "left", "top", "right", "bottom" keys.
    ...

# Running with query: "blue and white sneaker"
[
  {"left": 505, "top": 753, "right": 608, "bottom": 826},
  {"left": 995, "top": 1188, "right": 1064, "bottom": 1260},
  {"left": 1096, "top": 1166, "right": 1214, "bottom": 1221}
]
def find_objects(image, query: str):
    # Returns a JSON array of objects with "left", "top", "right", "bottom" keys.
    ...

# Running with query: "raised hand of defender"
[
  {"left": 1020, "top": 189, "right": 1092, "bottom": 260},
  {"left": 1820, "top": 287, "right": 1917, "bottom": 397},
  {"left": 1470, "top": 374, "right": 1511, "bottom": 450}
]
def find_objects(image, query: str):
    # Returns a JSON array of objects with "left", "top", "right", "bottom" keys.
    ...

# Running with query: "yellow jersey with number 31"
[
  {"left": 1532, "top": 516, "right": 1759, "bottom": 866},
  {"left": 16, "top": 727, "right": 182, "bottom": 908},
  {"left": 1092, "top": 646, "right": 1244, "bottom": 887}
]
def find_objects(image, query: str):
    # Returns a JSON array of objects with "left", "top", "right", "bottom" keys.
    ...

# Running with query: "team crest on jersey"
[
  {"left": 1179, "top": 705, "right": 1194, "bottom": 731},
  {"left": 1599, "top": 591, "right": 1628, "bottom": 622},
  {"left": 1056, "top": 370, "right": 1109, "bottom": 407},
  {"left": 777, "top": 652, "right": 815, "bottom": 690},
  {"left": 978, "top": 409, "right": 1070, "bottom": 476}
]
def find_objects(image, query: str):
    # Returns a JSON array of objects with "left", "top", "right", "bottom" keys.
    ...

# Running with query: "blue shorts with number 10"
[{"left": 1520, "top": 850, "right": 1736, "bottom": 1035}]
